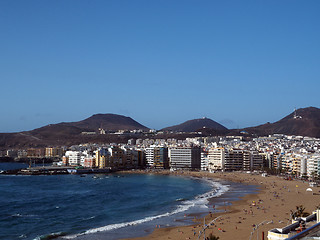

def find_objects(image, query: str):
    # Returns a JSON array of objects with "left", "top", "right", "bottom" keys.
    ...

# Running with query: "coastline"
[
  {"left": 2, "top": 163, "right": 319, "bottom": 240},
  {"left": 72, "top": 171, "right": 238, "bottom": 240},
  {"left": 121, "top": 171, "right": 320, "bottom": 240}
]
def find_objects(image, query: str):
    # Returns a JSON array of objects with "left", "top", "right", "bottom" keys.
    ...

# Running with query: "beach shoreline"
[{"left": 120, "top": 170, "right": 320, "bottom": 240}]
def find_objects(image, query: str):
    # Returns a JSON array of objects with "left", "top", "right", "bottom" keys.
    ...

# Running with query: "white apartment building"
[
  {"left": 208, "top": 148, "right": 225, "bottom": 171},
  {"left": 307, "top": 154, "right": 320, "bottom": 177},
  {"left": 280, "top": 153, "right": 305, "bottom": 176},
  {"left": 201, "top": 151, "right": 209, "bottom": 171},
  {"left": 145, "top": 146, "right": 155, "bottom": 167},
  {"left": 80, "top": 150, "right": 91, "bottom": 166},
  {"left": 65, "top": 151, "right": 81, "bottom": 166}
]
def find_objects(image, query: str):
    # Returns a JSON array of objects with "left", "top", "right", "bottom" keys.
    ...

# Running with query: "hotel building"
[{"left": 169, "top": 146, "right": 201, "bottom": 170}]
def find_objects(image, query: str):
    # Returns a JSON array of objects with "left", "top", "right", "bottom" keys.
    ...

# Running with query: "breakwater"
[{"left": 0, "top": 166, "right": 112, "bottom": 175}]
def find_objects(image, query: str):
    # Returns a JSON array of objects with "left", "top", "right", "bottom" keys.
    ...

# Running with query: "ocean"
[{"left": 0, "top": 163, "right": 258, "bottom": 240}]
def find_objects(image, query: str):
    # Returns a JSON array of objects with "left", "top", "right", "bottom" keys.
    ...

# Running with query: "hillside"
[
  {"left": 1, "top": 108, "right": 320, "bottom": 150},
  {"left": 0, "top": 114, "right": 149, "bottom": 149},
  {"left": 244, "top": 107, "right": 320, "bottom": 137},
  {"left": 162, "top": 117, "right": 228, "bottom": 133},
  {"left": 65, "top": 113, "right": 149, "bottom": 131}
]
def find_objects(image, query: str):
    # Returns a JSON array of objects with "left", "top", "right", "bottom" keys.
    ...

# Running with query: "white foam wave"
[
  {"left": 62, "top": 206, "right": 189, "bottom": 239},
  {"left": 62, "top": 178, "right": 228, "bottom": 239},
  {"left": 195, "top": 178, "right": 229, "bottom": 204},
  {"left": 12, "top": 213, "right": 22, "bottom": 217},
  {"left": 81, "top": 216, "right": 96, "bottom": 221},
  {"left": 11, "top": 213, "right": 39, "bottom": 218}
]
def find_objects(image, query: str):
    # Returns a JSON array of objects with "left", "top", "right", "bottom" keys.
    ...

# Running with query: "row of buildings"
[
  {"left": 3, "top": 147, "right": 65, "bottom": 159},
  {"left": 2, "top": 134, "right": 320, "bottom": 178},
  {"left": 62, "top": 146, "right": 202, "bottom": 170},
  {"left": 60, "top": 134, "right": 320, "bottom": 178}
]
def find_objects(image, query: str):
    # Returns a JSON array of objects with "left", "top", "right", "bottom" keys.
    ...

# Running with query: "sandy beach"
[{"left": 122, "top": 171, "right": 320, "bottom": 240}]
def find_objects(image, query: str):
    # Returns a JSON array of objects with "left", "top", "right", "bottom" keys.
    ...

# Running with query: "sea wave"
[
  {"left": 11, "top": 213, "right": 40, "bottom": 218},
  {"left": 62, "top": 178, "right": 229, "bottom": 239},
  {"left": 195, "top": 177, "right": 230, "bottom": 204},
  {"left": 34, "top": 231, "right": 67, "bottom": 240}
]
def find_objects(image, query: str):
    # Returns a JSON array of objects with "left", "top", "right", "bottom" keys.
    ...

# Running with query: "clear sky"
[{"left": 1, "top": 0, "right": 319, "bottom": 132}]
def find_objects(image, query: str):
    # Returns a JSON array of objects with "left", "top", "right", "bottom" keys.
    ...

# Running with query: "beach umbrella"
[{"left": 306, "top": 188, "right": 313, "bottom": 192}]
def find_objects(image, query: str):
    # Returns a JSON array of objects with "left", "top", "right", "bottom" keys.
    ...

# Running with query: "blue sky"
[{"left": 1, "top": 0, "right": 319, "bottom": 132}]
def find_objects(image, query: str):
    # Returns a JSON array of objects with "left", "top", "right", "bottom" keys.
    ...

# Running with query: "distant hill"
[
  {"left": 243, "top": 107, "right": 320, "bottom": 138},
  {"left": 0, "top": 114, "right": 149, "bottom": 149},
  {"left": 1, "top": 108, "right": 320, "bottom": 150},
  {"left": 162, "top": 117, "right": 228, "bottom": 133},
  {"left": 26, "top": 114, "right": 149, "bottom": 139},
  {"left": 68, "top": 113, "right": 149, "bottom": 131}
]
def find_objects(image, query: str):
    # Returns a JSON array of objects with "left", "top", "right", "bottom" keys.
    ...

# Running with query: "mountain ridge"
[
  {"left": 0, "top": 114, "right": 149, "bottom": 149},
  {"left": 66, "top": 113, "right": 149, "bottom": 131},
  {"left": 243, "top": 107, "right": 320, "bottom": 137},
  {"left": 1, "top": 107, "right": 320, "bottom": 150}
]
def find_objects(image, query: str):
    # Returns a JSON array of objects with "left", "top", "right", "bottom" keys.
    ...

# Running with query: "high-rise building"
[
  {"left": 224, "top": 149, "right": 243, "bottom": 171},
  {"left": 243, "top": 151, "right": 251, "bottom": 171},
  {"left": 145, "top": 147, "right": 155, "bottom": 167},
  {"left": 154, "top": 147, "right": 168, "bottom": 169},
  {"left": 307, "top": 154, "right": 320, "bottom": 178},
  {"left": 169, "top": 146, "right": 201, "bottom": 170},
  {"left": 122, "top": 148, "right": 136, "bottom": 169},
  {"left": 95, "top": 148, "right": 109, "bottom": 168},
  {"left": 251, "top": 151, "right": 264, "bottom": 170},
  {"left": 208, "top": 148, "right": 225, "bottom": 171},
  {"left": 201, "top": 150, "right": 209, "bottom": 171},
  {"left": 145, "top": 146, "right": 168, "bottom": 169},
  {"left": 107, "top": 146, "right": 124, "bottom": 169},
  {"left": 65, "top": 151, "right": 81, "bottom": 166},
  {"left": 137, "top": 149, "right": 145, "bottom": 168}
]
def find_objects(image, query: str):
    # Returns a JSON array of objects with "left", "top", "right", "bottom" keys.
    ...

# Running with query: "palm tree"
[
  {"left": 206, "top": 233, "right": 220, "bottom": 240},
  {"left": 290, "top": 205, "right": 309, "bottom": 219}
]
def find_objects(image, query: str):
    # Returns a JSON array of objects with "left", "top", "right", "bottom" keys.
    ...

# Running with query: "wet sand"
[{"left": 122, "top": 171, "right": 320, "bottom": 240}]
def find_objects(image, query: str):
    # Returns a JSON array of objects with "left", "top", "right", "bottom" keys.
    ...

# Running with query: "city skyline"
[{"left": 1, "top": 1, "right": 320, "bottom": 133}]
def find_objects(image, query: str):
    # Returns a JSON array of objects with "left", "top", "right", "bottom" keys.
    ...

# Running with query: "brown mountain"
[
  {"left": 68, "top": 113, "right": 149, "bottom": 131},
  {"left": 0, "top": 114, "right": 149, "bottom": 149},
  {"left": 162, "top": 117, "right": 228, "bottom": 133},
  {"left": 243, "top": 107, "right": 320, "bottom": 137},
  {"left": 27, "top": 114, "right": 149, "bottom": 138}
]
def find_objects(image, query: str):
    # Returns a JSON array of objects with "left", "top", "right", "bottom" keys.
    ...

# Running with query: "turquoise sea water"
[{"left": 0, "top": 163, "right": 258, "bottom": 240}]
